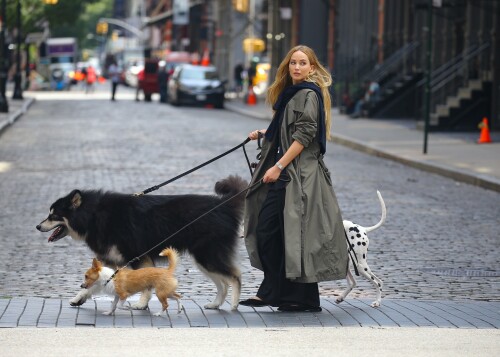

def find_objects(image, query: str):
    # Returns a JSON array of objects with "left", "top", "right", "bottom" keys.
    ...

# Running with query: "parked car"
[{"left": 167, "top": 64, "right": 226, "bottom": 108}]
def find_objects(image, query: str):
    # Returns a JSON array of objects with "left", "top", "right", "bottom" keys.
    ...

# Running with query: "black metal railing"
[{"left": 415, "top": 42, "right": 490, "bottom": 117}]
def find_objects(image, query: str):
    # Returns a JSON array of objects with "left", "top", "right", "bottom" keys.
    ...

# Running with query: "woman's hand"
[
  {"left": 263, "top": 165, "right": 281, "bottom": 183},
  {"left": 248, "top": 129, "right": 266, "bottom": 140}
]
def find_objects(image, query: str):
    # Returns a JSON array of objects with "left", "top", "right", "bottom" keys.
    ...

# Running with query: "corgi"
[{"left": 81, "top": 247, "right": 182, "bottom": 316}]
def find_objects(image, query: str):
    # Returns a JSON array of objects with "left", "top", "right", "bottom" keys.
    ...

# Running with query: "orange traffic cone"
[
  {"left": 478, "top": 117, "right": 492, "bottom": 144},
  {"left": 246, "top": 86, "right": 257, "bottom": 105},
  {"left": 201, "top": 49, "right": 210, "bottom": 66}
]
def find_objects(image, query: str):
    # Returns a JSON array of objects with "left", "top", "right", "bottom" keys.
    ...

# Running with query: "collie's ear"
[{"left": 70, "top": 190, "right": 82, "bottom": 209}]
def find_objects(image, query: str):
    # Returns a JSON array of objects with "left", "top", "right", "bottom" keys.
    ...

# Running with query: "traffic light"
[
  {"left": 96, "top": 22, "right": 108, "bottom": 35},
  {"left": 232, "top": 0, "right": 248, "bottom": 13}
]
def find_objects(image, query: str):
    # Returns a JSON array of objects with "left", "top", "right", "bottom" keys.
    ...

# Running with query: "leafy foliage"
[{"left": 4, "top": 0, "right": 112, "bottom": 48}]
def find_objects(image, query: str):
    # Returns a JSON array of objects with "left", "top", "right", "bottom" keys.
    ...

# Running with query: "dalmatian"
[{"left": 336, "top": 191, "right": 386, "bottom": 308}]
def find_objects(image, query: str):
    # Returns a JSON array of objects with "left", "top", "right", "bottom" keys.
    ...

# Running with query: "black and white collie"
[{"left": 36, "top": 175, "right": 247, "bottom": 310}]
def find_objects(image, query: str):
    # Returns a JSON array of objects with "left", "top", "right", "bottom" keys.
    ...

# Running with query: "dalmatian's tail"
[{"left": 365, "top": 191, "right": 386, "bottom": 233}]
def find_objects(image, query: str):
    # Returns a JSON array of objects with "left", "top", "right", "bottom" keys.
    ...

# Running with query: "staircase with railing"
[
  {"left": 361, "top": 42, "right": 422, "bottom": 118},
  {"left": 336, "top": 42, "right": 420, "bottom": 114},
  {"left": 416, "top": 43, "right": 492, "bottom": 130}
]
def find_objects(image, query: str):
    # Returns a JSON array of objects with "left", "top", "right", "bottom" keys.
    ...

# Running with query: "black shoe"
[
  {"left": 239, "top": 298, "right": 269, "bottom": 307},
  {"left": 277, "top": 303, "right": 322, "bottom": 312}
]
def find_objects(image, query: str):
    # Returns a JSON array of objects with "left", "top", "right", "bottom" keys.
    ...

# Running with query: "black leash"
[
  {"left": 104, "top": 137, "right": 256, "bottom": 285},
  {"left": 134, "top": 137, "right": 252, "bottom": 196},
  {"left": 105, "top": 178, "right": 263, "bottom": 285},
  {"left": 345, "top": 232, "right": 360, "bottom": 276}
]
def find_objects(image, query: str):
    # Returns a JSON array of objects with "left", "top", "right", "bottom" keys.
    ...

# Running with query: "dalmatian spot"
[
  {"left": 349, "top": 227, "right": 360, "bottom": 233},
  {"left": 363, "top": 254, "right": 366, "bottom": 259},
  {"left": 357, "top": 242, "right": 362, "bottom": 245},
  {"left": 362, "top": 242, "right": 366, "bottom": 246},
  {"left": 351, "top": 236, "right": 355, "bottom": 239},
  {"left": 357, "top": 234, "right": 361, "bottom": 238}
]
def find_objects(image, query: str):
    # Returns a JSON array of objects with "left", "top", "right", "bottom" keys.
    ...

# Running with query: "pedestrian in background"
[
  {"left": 247, "top": 62, "right": 256, "bottom": 89},
  {"left": 234, "top": 63, "right": 244, "bottom": 93},
  {"left": 108, "top": 59, "right": 120, "bottom": 101},
  {"left": 85, "top": 65, "right": 97, "bottom": 93},
  {"left": 241, "top": 45, "right": 348, "bottom": 312},
  {"left": 158, "top": 61, "right": 168, "bottom": 103}
]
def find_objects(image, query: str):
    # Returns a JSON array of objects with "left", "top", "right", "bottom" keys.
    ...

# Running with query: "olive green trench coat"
[{"left": 243, "top": 89, "right": 348, "bottom": 283}]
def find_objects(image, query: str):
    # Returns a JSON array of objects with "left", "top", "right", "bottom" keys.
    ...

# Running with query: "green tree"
[{"left": 5, "top": 0, "right": 112, "bottom": 45}]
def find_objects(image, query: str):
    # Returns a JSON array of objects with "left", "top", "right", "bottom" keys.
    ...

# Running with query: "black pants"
[
  {"left": 111, "top": 82, "right": 118, "bottom": 100},
  {"left": 256, "top": 188, "right": 320, "bottom": 308}
]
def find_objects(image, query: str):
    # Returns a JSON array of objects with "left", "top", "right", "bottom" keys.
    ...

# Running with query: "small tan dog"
[{"left": 80, "top": 247, "right": 182, "bottom": 316}]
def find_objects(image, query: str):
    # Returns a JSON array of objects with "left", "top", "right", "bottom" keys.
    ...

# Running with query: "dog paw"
[
  {"left": 130, "top": 302, "right": 149, "bottom": 310},
  {"left": 335, "top": 298, "right": 344, "bottom": 304},
  {"left": 102, "top": 311, "right": 114, "bottom": 316},
  {"left": 69, "top": 297, "right": 86, "bottom": 307},
  {"left": 204, "top": 302, "right": 221, "bottom": 310},
  {"left": 370, "top": 301, "right": 381, "bottom": 308}
]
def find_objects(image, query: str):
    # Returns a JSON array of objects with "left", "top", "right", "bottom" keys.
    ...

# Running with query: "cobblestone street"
[{"left": 1, "top": 90, "right": 499, "bottom": 306}]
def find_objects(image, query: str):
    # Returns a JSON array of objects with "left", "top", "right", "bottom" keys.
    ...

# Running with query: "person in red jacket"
[
  {"left": 85, "top": 66, "right": 97, "bottom": 93},
  {"left": 136, "top": 67, "right": 145, "bottom": 101}
]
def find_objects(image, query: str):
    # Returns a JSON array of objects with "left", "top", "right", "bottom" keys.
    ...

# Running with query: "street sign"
[{"left": 173, "top": 0, "right": 189, "bottom": 25}]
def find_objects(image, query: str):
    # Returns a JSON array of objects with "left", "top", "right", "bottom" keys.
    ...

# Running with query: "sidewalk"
[
  {"left": 0, "top": 91, "right": 35, "bottom": 137},
  {"left": 1, "top": 296, "right": 499, "bottom": 329},
  {"left": 225, "top": 98, "right": 500, "bottom": 192}
]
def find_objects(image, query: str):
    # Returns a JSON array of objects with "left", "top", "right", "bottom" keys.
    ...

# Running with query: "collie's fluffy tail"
[
  {"left": 365, "top": 191, "right": 387, "bottom": 233},
  {"left": 214, "top": 175, "right": 248, "bottom": 197},
  {"left": 214, "top": 176, "right": 248, "bottom": 218},
  {"left": 159, "top": 247, "right": 179, "bottom": 273}
]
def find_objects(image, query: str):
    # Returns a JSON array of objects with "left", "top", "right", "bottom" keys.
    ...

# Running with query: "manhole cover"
[{"left": 420, "top": 268, "right": 500, "bottom": 277}]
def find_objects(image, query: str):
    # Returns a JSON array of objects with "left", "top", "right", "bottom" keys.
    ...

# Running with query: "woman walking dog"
[{"left": 241, "top": 45, "right": 348, "bottom": 312}]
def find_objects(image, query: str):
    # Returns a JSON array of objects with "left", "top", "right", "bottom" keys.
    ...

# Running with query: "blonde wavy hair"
[{"left": 266, "top": 45, "right": 333, "bottom": 139}]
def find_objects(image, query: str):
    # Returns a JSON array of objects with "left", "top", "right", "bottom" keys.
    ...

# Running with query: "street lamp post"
[
  {"left": 422, "top": 0, "right": 433, "bottom": 154},
  {"left": 12, "top": 0, "right": 23, "bottom": 100},
  {"left": 0, "top": 0, "right": 8, "bottom": 112}
]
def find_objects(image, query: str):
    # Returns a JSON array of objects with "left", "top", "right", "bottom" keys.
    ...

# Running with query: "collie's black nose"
[{"left": 36, "top": 224, "right": 41, "bottom": 230}]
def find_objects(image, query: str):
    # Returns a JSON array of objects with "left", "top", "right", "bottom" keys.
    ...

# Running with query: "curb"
[
  {"left": 331, "top": 133, "right": 500, "bottom": 193},
  {"left": 0, "top": 97, "right": 35, "bottom": 137},
  {"left": 224, "top": 101, "right": 500, "bottom": 193},
  {"left": 225, "top": 101, "right": 271, "bottom": 121}
]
